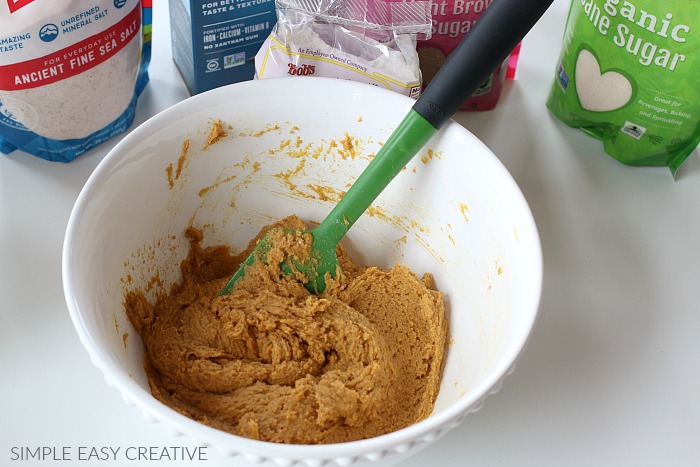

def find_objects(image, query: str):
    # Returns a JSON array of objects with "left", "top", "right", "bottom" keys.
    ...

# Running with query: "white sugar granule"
[
  {"left": 0, "top": 34, "right": 140, "bottom": 140},
  {"left": 575, "top": 49, "right": 633, "bottom": 112}
]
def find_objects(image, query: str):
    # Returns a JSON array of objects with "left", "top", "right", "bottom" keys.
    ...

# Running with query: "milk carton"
[{"left": 169, "top": 0, "right": 275, "bottom": 94}]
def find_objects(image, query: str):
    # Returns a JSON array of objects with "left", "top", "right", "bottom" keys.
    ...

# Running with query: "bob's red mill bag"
[{"left": 417, "top": 0, "right": 520, "bottom": 110}]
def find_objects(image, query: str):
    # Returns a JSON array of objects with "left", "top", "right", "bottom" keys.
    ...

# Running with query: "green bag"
[{"left": 547, "top": 0, "right": 700, "bottom": 176}]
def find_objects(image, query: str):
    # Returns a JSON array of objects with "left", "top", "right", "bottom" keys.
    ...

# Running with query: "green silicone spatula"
[{"left": 221, "top": 0, "right": 553, "bottom": 295}]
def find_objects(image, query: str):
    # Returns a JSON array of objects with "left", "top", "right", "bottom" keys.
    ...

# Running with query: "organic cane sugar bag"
[
  {"left": 0, "top": 0, "right": 152, "bottom": 162},
  {"left": 547, "top": 0, "right": 700, "bottom": 176}
]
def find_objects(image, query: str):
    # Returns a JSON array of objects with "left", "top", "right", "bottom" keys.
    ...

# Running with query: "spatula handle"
[
  {"left": 315, "top": 0, "right": 553, "bottom": 246},
  {"left": 413, "top": 0, "right": 554, "bottom": 129}
]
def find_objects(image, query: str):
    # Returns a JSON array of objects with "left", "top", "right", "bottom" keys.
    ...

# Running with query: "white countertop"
[{"left": 2, "top": 1, "right": 699, "bottom": 466}]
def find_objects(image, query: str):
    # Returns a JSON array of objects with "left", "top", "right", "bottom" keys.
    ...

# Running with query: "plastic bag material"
[
  {"left": 255, "top": 0, "right": 431, "bottom": 98},
  {"left": 0, "top": 0, "right": 152, "bottom": 162},
  {"left": 547, "top": 0, "right": 700, "bottom": 177}
]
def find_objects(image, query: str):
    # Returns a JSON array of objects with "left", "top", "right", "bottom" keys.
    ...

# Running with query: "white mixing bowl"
[{"left": 63, "top": 77, "right": 542, "bottom": 466}]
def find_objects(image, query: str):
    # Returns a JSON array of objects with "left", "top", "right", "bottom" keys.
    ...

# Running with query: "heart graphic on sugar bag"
[{"left": 575, "top": 49, "right": 633, "bottom": 112}]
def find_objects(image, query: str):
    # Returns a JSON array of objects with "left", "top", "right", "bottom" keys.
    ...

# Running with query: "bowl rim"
[{"left": 63, "top": 77, "right": 543, "bottom": 463}]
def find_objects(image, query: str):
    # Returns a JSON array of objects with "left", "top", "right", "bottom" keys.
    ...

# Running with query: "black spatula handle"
[{"left": 413, "top": 0, "right": 554, "bottom": 129}]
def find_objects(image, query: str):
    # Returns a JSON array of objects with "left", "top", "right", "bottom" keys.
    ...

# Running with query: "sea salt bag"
[
  {"left": 547, "top": 0, "right": 700, "bottom": 176},
  {"left": 255, "top": 0, "right": 431, "bottom": 98},
  {"left": 0, "top": 0, "right": 152, "bottom": 162}
]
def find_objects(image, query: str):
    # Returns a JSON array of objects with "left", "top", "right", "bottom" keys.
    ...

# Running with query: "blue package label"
[{"left": 169, "top": 0, "right": 276, "bottom": 94}]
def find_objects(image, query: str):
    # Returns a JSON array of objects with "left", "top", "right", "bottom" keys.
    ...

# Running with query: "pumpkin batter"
[{"left": 124, "top": 215, "right": 447, "bottom": 444}]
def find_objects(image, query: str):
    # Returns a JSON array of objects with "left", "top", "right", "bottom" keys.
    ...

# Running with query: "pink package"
[{"left": 418, "top": 0, "right": 519, "bottom": 111}]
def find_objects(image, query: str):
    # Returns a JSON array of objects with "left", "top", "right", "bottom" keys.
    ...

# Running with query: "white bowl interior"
[{"left": 64, "top": 77, "right": 542, "bottom": 465}]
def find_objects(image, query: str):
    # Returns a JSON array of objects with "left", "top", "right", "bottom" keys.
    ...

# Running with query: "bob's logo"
[{"left": 287, "top": 63, "right": 315, "bottom": 76}]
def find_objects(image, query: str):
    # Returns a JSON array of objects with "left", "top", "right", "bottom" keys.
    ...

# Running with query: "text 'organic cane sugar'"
[
  {"left": 547, "top": 0, "right": 700, "bottom": 177},
  {"left": 0, "top": 0, "right": 152, "bottom": 162}
]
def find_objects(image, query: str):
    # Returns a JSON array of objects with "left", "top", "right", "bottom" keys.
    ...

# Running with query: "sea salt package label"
[
  {"left": 547, "top": 0, "right": 700, "bottom": 176},
  {"left": 0, "top": 0, "right": 152, "bottom": 162}
]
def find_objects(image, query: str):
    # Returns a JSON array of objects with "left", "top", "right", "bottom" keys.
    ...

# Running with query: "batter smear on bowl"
[{"left": 124, "top": 215, "right": 447, "bottom": 444}]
